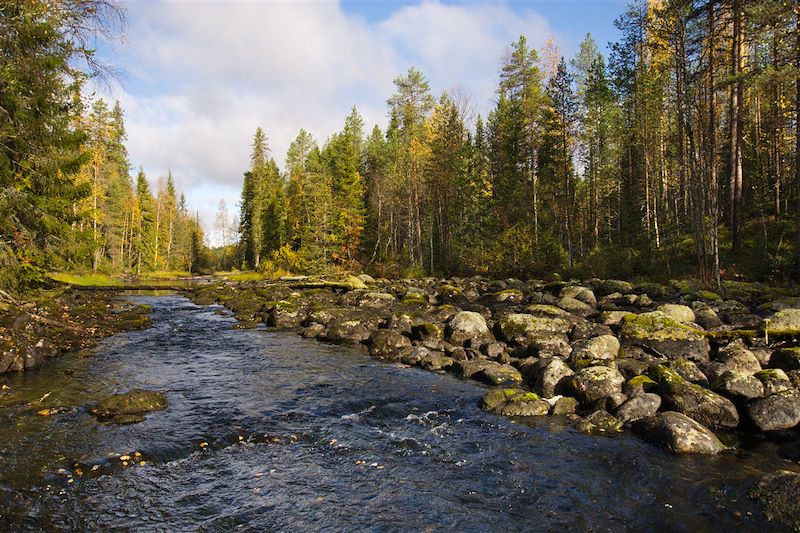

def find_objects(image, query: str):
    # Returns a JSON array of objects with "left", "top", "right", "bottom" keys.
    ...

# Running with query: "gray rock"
[
  {"left": 657, "top": 303, "right": 695, "bottom": 324},
  {"left": 634, "top": 411, "right": 725, "bottom": 454},
  {"left": 570, "top": 321, "right": 613, "bottom": 341},
  {"left": 745, "top": 389, "right": 800, "bottom": 431},
  {"left": 474, "top": 363, "right": 523, "bottom": 386},
  {"left": 321, "top": 320, "right": 371, "bottom": 344},
  {"left": 570, "top": 366, "right": 625, "bottom": 405},
  {"left": 569, "top": 335, "right": 620, "bottom": 369},
  {"left": 714, "top": 371, "right": 764, "bottom": 401},
  {"left": 535, "top": 357, "right": 574, "bottom": 398},
  {"left": 615, "top": 393, "right": 661, "bottom": 423},
  {"left": 445, "top": 311, "right": 493, "bottom": 346},
  {"left": 704, "top": 342, "right": 761, "bottom": 382},
  {"left": 755, "top": 368, "right": 793, "bottom": 396},
  {"left": 495, "top": 313, "right": 572, "bottom": 345},
  {"left": 557, "top": 296, "right": 596, "bottom": 318},
  {"left": 770, "top": 348, "right": 800, "bottom": 371},
  {"left": 560, "top": 285, "right": 597, "bottom": 307},
  {"left": 765, "top": 309, "right": 800, "bottom": 334}
]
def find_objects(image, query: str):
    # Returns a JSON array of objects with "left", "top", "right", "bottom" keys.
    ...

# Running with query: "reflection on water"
[{"left": 0, "top": 295, "right": 796, "bottom": 531}]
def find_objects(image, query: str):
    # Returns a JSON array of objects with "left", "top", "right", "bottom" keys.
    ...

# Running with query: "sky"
[{"left": 92, "top": 0, "right": 628, "bottom": 244}]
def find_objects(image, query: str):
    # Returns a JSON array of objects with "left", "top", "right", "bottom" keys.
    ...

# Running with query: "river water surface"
[{"left": 0, "top": 294, "right": 798, "bottom": 531}]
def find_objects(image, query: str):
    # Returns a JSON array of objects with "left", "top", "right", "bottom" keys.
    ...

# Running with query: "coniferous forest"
[{"left": 2, "top": 0, "right": 800, "bottom": 292}]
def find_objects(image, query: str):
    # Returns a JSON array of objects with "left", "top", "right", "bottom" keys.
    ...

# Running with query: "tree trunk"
[
  {"left": 729, "top": 0, "right": 744, "bottom": 251},
  {"left": 707, "top": 0, "right": 721, "bottom": 290}
]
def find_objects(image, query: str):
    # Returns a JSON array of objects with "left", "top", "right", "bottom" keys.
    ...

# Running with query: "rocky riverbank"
[
  {"left": 184, "top": 275, "right": 800, "bottom": 455},
  {"left": 0, "top": 287, "right": 153, "bottom": 374}
]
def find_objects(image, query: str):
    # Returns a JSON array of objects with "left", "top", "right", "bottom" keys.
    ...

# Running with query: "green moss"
[
  {"left": 695, "top": 290, "right": 722, "bottom": 302},
  {"left": 703, "top": 329, "right": 759, "bottom": 342},
  {"left": 524, "top": 304, "right": 570, "bottom": 318},
  {"left": 648, "top": 364, "right": 684, "bottom": 388},
  {"left": 620, "top": 311, "right": 703, "bottom": 342},
  {"left": 627, "top": 375, "right": 657, "bottom": 388},
  {"left": 754, "top": 369, "right": 789, "bottom": 381}
]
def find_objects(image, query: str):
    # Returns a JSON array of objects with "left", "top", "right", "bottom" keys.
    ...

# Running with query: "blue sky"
[{"left": 94, "top": 0, "right": 628, "bottom": 243}]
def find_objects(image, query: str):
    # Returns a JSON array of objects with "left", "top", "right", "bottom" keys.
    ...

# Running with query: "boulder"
[
  {"left": 560, "top": 286, "right": 597, "bottom": 307},
  {"left": 770, "top": 347, "right": 800, "bottom": 372},
  {"left": 619, "top": 311, "right": 710, "bottom": 362},
  {"left": 266, "top": 301, "right": 307, "bottom": 329},
  {"left": 410, "top": 322, "right": 443, "bottom": 342},
  {"left": 634, "top": 411, "right": 725, "bottom": 454},
  {"left": 648, "top": 365, "right": 739, "bottom": 429},
  {"left": 534, "top": 357, "right": 574, "bottom": 398},
  {"left": 321, "top": 320, "right": 371, "bottom": 344},
  {"left": 750, "top": 470, "right": 800, "bottom": 531},
  {"left": 615, "top": 393, "right": 661, "bottom": 423},
  {"left": 369, "top": 330, "right": 412, "bottom": 361},
  {"left": 754, "top": 368, "right": 793, "bottom": 396},
  {"left": 622, "top": 375, "right": 658, "bottom": 397},
  {"left": 745, "top": 389, "right": 800, "bottom": 431},
  {"left": 550, "top": 396, "right": 578, "bottom": 415},
  {"left": 570, "top": 321, "right": 613, "bottom": 341},
  {"left": 764, "top": 309, "right": 800, "bottom": 335},
  {"left": 481, "top": 387, "right": 551, "bottom": 417},
  {"left": 569, "top": 335, "right": 620, "bottom": 369},
  {"left": 474, "top": 364, "right": 523, "bottom": 386},
  {"left": 556, "top": 296, "right": 595, "bottom": 318},
  {"left": 570, "top": 366, "right": 625, "bottom": 405},
  {"left": 668, "top": 358, "right": 708, "bottom": 386},
  {"left": 657, "top": 304, "right": 695, "bottom": 324},
  {"left": 575, "top": 410, "right": 623, "bottom": 435},
  {"left": 496, "top": 313, "right": 572, "bottom": 345},
  {"left": 703, "top": 341, "right": 761, "bottom": 382},
  {"left": 714, "top": 371, "right": 764, "bottom": 401},
  {"left": 92, "top": 389, "right": 167, "bottom": 423},
  {"left": 445, "top": 311, "right": 493, "bottom": 346},
  {"left": 419, "top": 353, "right": 454, "bottom": 372}
]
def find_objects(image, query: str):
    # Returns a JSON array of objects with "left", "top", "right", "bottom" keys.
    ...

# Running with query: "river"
[{"left": 0, "top": 294, "right": 797, "bottom": 531}]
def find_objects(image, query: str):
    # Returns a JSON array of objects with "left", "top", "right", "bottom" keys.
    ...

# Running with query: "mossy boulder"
[
  {"left": 751, "top": 470, "right": 800, "bottom": 531},
  {"left": 570, "top": 366, "right": 625, "bottom": 405},
  {"left": 622, "top": 375, "right": 658, "bottom": 397},
  {"left": 368, "top": 330, "right": 412, "bottom": 361},
  {"left": 496, "top": 313, "right": 572, "bottom": 346},
  {"left": 320, "top": 320, "right": 371, "bottom": 344},
  {"left": 633, "top": 411, "right": 725, "bottom": 454},
  {"left": 575, "top": 410, "right": 623, "bottom": 435},
  {"left": 764, "top": 309, "right": 800, "bottom": 336},
  {"left": 619, "top": 311, "right": 710, "bottom": 362},
  {"left": 648, "top": 365, "right": 739, "bottom": 429},
  {"left": 656, "top": 304, "right": 695, "bottom": 324},
  {"left": 550, "top": 396, "right": 579, "bottom": 415},
  {"left": 419, "top": 353, "right": 454, "bottom": 372},
  {"left": 474, "top": 363, "right": 523, "bottom": 386},
  {"left": 754, "top": 368, "right": 793, "bottom": 396},
  {"left": 569, "top": 335, "right": 620, "bottom": 369},
  {"left": 481, "top": 387, "right": 550, "bottom": 417},
  {"left": 92, "top": 389, "right": 167, "bottom": 424},
  {"left": 411, "top": 322, "right": 443, "bottom": 342}
]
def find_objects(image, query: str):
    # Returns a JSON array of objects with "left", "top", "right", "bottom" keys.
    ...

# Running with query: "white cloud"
[{"left": 100, "top": 0, "right": 558, "bottom": 243}]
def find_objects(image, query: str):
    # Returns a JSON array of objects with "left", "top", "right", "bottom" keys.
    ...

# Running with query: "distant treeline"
[
  {"left": 0, "top": 1, "right": 205, "bottom": 292},
  {"left": 237, "top": 0, "right": 799, "bottom": 288}
]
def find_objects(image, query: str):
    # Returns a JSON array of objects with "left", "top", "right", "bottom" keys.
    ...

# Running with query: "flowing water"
[{"left": 0, "top": 294, "right": 798, "bottom": 532}]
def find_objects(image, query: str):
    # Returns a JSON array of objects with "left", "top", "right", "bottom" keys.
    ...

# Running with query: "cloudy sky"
[{"left": 94, "top": 0, "right": 627, "bottom": 243}]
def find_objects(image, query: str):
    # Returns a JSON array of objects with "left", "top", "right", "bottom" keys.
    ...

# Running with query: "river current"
[{"left": 0, "top": 294, "right": 797, "bottom": 531}]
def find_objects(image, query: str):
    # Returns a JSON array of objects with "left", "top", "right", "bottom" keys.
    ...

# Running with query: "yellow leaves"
[
  {"left": 37, "top": 408, "right": 53, "bottom": 416},
  {"left": 199, "top": 441, "right": 209, "bottom": 449}
]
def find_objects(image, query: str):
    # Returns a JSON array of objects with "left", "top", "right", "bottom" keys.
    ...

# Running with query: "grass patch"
[
  {"left": 217, "top": 271, "right": 267, "bottom": 282},
  {"left": 139, "top": 270, "right": 193, "bottom": 280},
  {"left": 48, "top": 272, "right": 123, "bottom": 287}
]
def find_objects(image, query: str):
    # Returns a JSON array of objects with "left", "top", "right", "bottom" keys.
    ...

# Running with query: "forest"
[{"left": 1, "top": 0, "right": 799, "bottom": 293}]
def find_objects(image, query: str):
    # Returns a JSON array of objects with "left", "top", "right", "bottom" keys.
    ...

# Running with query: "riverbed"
[{"left": 0, "top": 294, "right": 796, "bottom": 531}]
